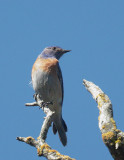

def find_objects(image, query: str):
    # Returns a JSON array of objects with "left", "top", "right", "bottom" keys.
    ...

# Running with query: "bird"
[{"left": 31, "top": 46, "right": 71, "bottom": 146}]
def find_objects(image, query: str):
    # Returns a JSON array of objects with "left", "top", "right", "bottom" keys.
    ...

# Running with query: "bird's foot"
[
  {"left": 33, "top": 94, "right": 53, "bottom": 110},
  {"left": 40, "top": 101, "right": 53, "bottom": 111}
]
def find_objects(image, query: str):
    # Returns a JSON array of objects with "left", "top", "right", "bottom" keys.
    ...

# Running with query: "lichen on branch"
[{"left": 83, "top": 79, "right": 124, "bottom": 160}]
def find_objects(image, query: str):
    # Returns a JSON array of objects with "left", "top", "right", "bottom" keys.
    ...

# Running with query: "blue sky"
[{"left": 0, "top": 0, "right": 124, "bottom": 159}]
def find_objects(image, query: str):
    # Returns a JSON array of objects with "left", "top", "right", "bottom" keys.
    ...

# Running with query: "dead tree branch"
[
  {"left": 16, "top": 94, "right": 75, "bottom": 160},
  {"left": 83, "top": 79, "right": 124, "bottom": 160}
]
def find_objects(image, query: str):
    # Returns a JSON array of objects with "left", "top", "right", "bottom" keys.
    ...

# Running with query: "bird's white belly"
[{"left": 32, "top": 70, "right": 62, "bottom": 111}]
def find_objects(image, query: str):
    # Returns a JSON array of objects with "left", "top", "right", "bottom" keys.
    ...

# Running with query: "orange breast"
[{"left": 32, "top": 57, "right": 59, "bottom": 77}]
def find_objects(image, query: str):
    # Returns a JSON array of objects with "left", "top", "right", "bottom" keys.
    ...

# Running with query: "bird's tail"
[{"left": 52, "top": 116, "right": 67, "bottom": 146}]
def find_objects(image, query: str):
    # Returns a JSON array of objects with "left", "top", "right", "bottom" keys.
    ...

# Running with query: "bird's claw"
[
  {"left": 40, "top": 101, "right": 53, "bottom": 111},
  {"left": 33, "top": 94, "right": 53, "bottom": 110}
]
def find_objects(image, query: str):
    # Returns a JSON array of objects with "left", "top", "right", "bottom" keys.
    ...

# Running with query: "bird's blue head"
[{"left": 40, "top": 46, "right": 71, "bottom": 59}]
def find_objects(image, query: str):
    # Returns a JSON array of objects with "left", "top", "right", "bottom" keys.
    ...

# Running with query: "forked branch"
[{"left": 16, "top": 94, "right": 75, "bottom": 160}]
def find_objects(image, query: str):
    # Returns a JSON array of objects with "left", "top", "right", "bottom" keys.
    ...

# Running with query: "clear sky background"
[{"left": 0, "top": 0, "right": 124, "bottom": 160}]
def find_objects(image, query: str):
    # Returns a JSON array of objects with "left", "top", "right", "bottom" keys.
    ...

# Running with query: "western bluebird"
[{"left": 31, "top": 46, "right": 71, "bottom": 146}]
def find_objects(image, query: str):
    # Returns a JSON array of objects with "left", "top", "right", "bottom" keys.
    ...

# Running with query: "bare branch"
[
  {"left": 17, "top": 94, "right": 75, "bottom": 160},
  {"left": 16, "top": 136, "right": 74, "bottom": 160},
  {"left": 83, "top": 79, "right": 124, "bottom": 160},
  {"left": 25, "top": 102, "right": 38, "bottom": 106}
]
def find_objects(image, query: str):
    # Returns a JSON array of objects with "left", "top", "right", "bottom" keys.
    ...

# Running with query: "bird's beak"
[{"left": 62, "top": 49, "right": 71, "bottom": 54}]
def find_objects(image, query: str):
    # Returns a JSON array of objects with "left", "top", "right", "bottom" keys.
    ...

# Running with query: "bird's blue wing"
[
  {"left": 52, "top": 63, "right": 67, "bottom": 135},
  {"left": 57, "top": 63, "right": 64, "bottom": 105}
]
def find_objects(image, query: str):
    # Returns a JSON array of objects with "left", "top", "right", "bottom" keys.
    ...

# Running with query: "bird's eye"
[{"left": 53, "top": 47, "right": 56, "bottom": 50}]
